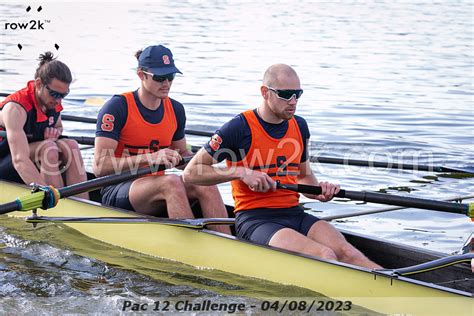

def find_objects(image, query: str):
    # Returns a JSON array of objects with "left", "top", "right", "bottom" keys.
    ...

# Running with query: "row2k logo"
[{"left": 4, "top": 5, "right": 59, "bottom": 51}]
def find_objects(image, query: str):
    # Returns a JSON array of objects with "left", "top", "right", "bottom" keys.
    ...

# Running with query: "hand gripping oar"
[
  {"left": 0, "top": 156, "right": 192, "bottom": 215},
  {"left": 276, "top": 182, "right": 474, "bottom": 219}
]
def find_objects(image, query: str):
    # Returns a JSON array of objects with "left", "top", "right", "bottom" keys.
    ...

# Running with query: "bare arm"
[
  {"left": 92, "top": 136, "right": 182, "bottom": 177},
  {"left": 3, "top": 102, "right": 46, "bottom": 185},
  {"left": 183, "top": 148, "right": 276, "bottom": 192},
  {"left": 170, "top": 137, "right": 193, "bottom": 157},
  {"left": 297, "top": 159, "right": 339, "bottom": 201}
]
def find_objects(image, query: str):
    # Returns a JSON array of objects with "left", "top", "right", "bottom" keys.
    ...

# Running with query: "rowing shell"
[{"left": 0, "top": 180, "right": 471, "bottom": 315}]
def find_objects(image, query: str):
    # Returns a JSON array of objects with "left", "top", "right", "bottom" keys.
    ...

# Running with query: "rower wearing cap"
[
  {"left": 0, "top": 52, "right": 88, "bottom": 199},
  {"left": 93, "top": 44, "right": 230, "bottom": 233}
]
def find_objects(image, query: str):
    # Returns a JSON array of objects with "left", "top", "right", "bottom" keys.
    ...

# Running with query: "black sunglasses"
[
  {"left": 45, "top": 85, "right": 69, "bottom": 99},
  {"left": 143, "top": 71, "right": 176, "bottom": 83},
  {"left": 266, "top": 86, "right": 303, "bottom": 101}
]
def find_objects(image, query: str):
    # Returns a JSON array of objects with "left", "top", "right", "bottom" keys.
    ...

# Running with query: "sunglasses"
[
  {"left": 45, "top": 85, "right": 69, "bottom": 99},
  {"left": 266, "top": 86, "right": 303, "bottom": 101},
  {"left": 143, "top": 71, "right": 176, "bottom": 82}
]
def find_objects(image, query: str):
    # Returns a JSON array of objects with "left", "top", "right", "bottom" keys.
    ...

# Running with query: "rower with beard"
[
  {"left": 184, "top": 63, "right": 382, "bottom": 269},
  {"left": 0, "top": 52, "right": 88, "bottom": 199}
]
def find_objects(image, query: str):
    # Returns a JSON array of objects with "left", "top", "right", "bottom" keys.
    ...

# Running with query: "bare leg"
[
  {"left": 269, "top": 221, "right": 382, "bottom": 269},
  {"left": 184, "top": 181, "right": 231, "bottom": 234},
  {"left": 29, "top": 140, "right": 64, "bottom": 188},
  {"left": 269, "top": 228, "right": 339, "bottom": 260},
  {"left": 306, "top": 221, "right": 382, "bottom": 269},
  {"left": 129, "top": 174, "right": 194, "bottom": 218},
  {"left": 56, "top": 139, "right": 88, "bottom": 199}
]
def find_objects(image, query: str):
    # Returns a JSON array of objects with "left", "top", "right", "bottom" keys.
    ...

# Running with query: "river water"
[{"left": 0, "top": 1, "right": 473, "bottom": 314}]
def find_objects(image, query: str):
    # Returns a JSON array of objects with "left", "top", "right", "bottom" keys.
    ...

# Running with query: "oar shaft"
[
  {"left": 0, "top": 131, "right": 95, "bottom": 146},
  {"left": 0, "top": 201, "right": 21, "bottom": 215},
  {"left": 278, "top": 183, "right": 471, "bottom": 216},
  {"left": 59, "top": 157, "right": 191, "bottom": 198},
  {"left": 383, "top": 253, "right": 474, "bottom": 276},
  {"left": 310, "top": 156, "right": 450, "bottom": 173},
  {"left": 61, "top": 114, "right": 215, "bottom": 138}
]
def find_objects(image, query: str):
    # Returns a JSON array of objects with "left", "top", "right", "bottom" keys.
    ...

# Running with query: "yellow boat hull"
[{"left": 0, "top": 181, "right": 472, "bottom": 315}]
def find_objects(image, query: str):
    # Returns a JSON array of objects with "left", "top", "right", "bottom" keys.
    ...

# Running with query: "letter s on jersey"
[{"left": 101, "top": 114, "right": 115, "bottom": 132}]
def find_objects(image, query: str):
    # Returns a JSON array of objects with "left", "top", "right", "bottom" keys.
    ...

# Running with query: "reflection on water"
[{"left": 0, "top": 0, "right": 472, "bottom": 312}]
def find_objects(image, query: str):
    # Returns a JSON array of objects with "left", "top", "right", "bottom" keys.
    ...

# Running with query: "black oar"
[
  {"left": 276, "top": 182, "right": 473, "bottom": 219},
  {"left": 0, "top": 131, "right": 201, "bottom": 152},
  {"left": 60, "top": 115, "right": 474, "bottom": 174},
  {"left": 310, "top": 156, "right": 474, "bottom": 174},
  {"left": 61, "top": 114, "right": 214, "bottom": 138},
  {"left": 0, "top": 131, "right": 95, "bottom": 146},
  {"left": 0, "top": 156, "right": 192, "bottom": 215},
  {"left": 378, "top": 253, "right": 473, "bottom": 276},
  {"left": 321, "top": 194, "right": 474, "bottom": 221},
  {"left": 25, "top": 216, "right": 235, "bottom": 229}
]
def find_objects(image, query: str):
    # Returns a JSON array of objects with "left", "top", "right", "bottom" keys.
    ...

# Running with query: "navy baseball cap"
[{"left": 138, "top": 45, "right": 182, "bottom": 75}]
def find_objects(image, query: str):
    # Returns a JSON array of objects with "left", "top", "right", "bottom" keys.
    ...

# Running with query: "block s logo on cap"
[{"left": 162, "top": 55, "right": 170, "bottom": 65}]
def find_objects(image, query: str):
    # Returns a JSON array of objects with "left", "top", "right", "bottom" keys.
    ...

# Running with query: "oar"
[
  {"left": 61, "top": 114, "right": 214, "bottom": 138},
  {"left": 25, "top": 216, "right": 235, "bottom": 229},
  {"left": 0, "top": 93, "right": 106, "bottom": 107},
  {"left": 0, "top": 131, "right": 201, "bottom": 153},
  {"left": 0, "top": 131, "right": 95, "bottom": 146},
  {"left": 321, "top": 194, "right": 474, "bottom": 221},
  {"left": 310, "top": 156, "right": 474, "bottom": 174},
  {"left": 378, "top": 253, "right": 473, "bottom": 276},
  {"left": 60, "top": 115, "right": 474, "bottom": 174},
  {"left": 0, "top": 156, "right": 192, "bottom": 215},
  {"left": 276, "top": 182, "right": 474, "bottom": 219}
]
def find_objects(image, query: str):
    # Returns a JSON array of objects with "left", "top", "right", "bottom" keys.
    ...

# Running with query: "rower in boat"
[
  {"left": 184, "top": 64, "right": 382, "bottom": 269},
  {"left": 93, "top": 44, "right": 230, "bottom": 234},
  {"left": 0, "top": 52, "right": 88, "bottom": 199}
]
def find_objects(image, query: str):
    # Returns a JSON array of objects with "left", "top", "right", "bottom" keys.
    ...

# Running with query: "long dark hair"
[{"left": 34, "top": 51, "right": 72, "bottom": 84}]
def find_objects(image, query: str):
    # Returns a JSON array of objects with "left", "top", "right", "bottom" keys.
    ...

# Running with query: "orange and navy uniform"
[
  {"left": 204, "top": 109, "right": 309, "bottom": 213},
  {"left": 96, "top": 90, "right": 186, "bottom": 149},
  {"left": 113, "top": 91, "right": 177, "bottom": 158},
  {"left": 0, "top": 80, "right": 62, "bottom": 157},
  {"left": 97, "top": 90, "right": 186, "bottom": 211},
  {"left": 204, "top": 109, "right": 315, "bottom": 245}
]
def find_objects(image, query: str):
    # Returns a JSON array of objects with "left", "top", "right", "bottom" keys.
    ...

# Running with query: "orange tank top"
[
  {"left": 115, "top": 92, "right": 177, "bottom": 158},
  {"left": 227, "top": 110, "right": 303, "bottom": 212}
]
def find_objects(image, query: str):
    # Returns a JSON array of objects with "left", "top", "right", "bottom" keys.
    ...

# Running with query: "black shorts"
[
  {"left": 101, "top": 180, "right": 135, "bottom": 211},
  {"left": 235, "top": 206, "right": 320, "bottom": 246},
  {"left": 0, "top": 154, "right": 23, "bottom": 183}
]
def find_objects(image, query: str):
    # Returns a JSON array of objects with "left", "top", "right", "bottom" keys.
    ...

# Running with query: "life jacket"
[
  {"left": 114, "top": 92, "right": 177, "bottom": 175},
  {"left": 0, "top": 80, "right": 62, "bottom": 156},
  {"left": 227, "top": 110, "right": 303, "bottom": 212}
]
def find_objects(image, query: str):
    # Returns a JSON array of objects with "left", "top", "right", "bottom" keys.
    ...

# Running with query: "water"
[{"left": 0, "top": 0, "right": 473, "bottom": 313}]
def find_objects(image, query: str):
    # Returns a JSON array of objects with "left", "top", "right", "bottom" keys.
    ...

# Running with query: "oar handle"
[{"left": 276, "top": 182, "right": 472, "bottom": 217}]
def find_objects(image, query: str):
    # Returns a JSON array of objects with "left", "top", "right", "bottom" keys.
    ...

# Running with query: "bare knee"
[
  {"left": 338, "top": 243, "right": 363, "bottom": 263},
  {"left": 38, "top": 141, "right": 60, "bottom": 165},
  {"left": 157, "top": 175, "right": 186, "bottom": 195},
  {"left": 57, "top": 139, "right": 80, "bottom": 159},
  {"left": 318, "top": 246, "right": 338, "bottom": 261}
]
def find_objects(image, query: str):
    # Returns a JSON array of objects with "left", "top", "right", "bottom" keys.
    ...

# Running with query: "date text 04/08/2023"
[{"left": 121, "top": 299, "right": 353, "bottom": 313}]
